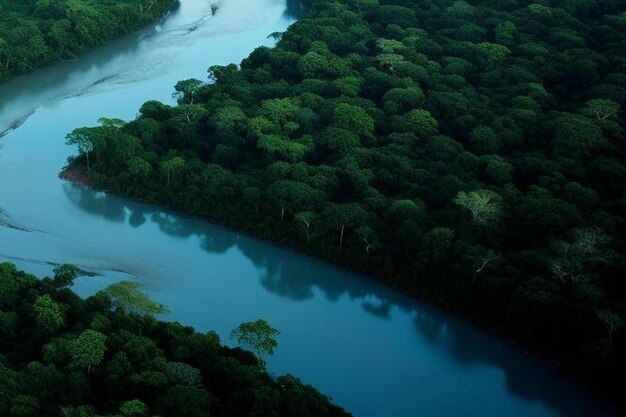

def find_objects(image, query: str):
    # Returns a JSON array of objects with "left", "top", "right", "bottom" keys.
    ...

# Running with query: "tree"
[
  {"left": 582, "top": 99, "right": 620, "bottom": 120},
  {"left": 164, "top": 362, "right": 202, "bottom": 386},
  {"left": 396, "top": 109, "right": 438, "bottom": 136},
  {"left": 470, "top": 249, "right": 500, "bottom": 283},
  {"left": 65, "top": 128, "right": 95, "bottom": 172},
  {"left": 332, "top": 103, "right": 374, "bottom": 137},
  {"left": 120, "top": 399, "right": 149, "bottom": 416},
  {"left": 454, "top": 189, "right": 502, "bottom": 227},
  {"left": 33, "top": 294, "right": 64, "bottom": 333},
  {"left": 99, "top": 280, "right": 169, "bottom": 318},
  {"left": 596, "top": 309, "right": 624, "bottom": 344},
  {"left": 172, "top": 78, "right": 204, "bottom": 104},
  {"left": 257, "top": 135, "right": 310, "bottom": 162},
  {"left": 53, "top": 264, "right": 81, "bottom": 288},
  {"left": 420, "top": 227, "right": 455, "bottom": 267},
  {"left": 494, "top": 21, "right": 516, "bottom": 45},
  {"left": 158, "top": 385, "right": 211, "bottom": 417},
  {"left": 267, "top": 180, "right": 322, "bottom": 220},
  {"left": 295, "top": 211, "right": 318, "bottom": 244},
  {"left": 550, "top": 228, "right": 613, "bottom": 288},
  {"left": 70, "top": 329, "right": 106, "bottom": 374},
  {"left": 356, "top": 226, "right": 379, "bottom": 254},
  {"left": 549, "top": 113, "right": 605, "bottom": 158},
  {"left": 160, "top": 156, "right": 185, "bottom": 186},
  {"left": 10, "top": 395, "right": 39, "bottom": 417},
  {"left": 323, "top": 203, "right": 372, "bottom": 251},
  {"left": 476, "top": 42, "right": 511, "bottom": 66},
  {"left": 230, "top": 319, "right": 280, "bottom": 368},
  {"left": 470, "top": 125, "right": 500, "bottom": 155}
]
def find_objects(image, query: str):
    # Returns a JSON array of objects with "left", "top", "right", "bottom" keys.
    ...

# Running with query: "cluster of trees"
[
  {"left": 0, "top": 0, "right": 176, "bottom": 81},
  {"left": 0, "top": 262, "right": 350, "bottom": 417},
  {"left": 66, "top": 0, "right": 626, "bottom": 406}
]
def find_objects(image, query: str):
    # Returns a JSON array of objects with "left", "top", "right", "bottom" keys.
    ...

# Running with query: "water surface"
[{"left": 0, "top": 1, "right": 617, "bottom": 416}]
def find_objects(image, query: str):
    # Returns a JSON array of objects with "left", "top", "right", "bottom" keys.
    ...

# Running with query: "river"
[{"left": 0, "top": 1, "right": 618, "bottom": 416}]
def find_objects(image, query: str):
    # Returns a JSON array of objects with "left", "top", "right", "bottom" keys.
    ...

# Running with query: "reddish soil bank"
[{"left": 58, "top": 165, "right": 92, "bottom": 187}]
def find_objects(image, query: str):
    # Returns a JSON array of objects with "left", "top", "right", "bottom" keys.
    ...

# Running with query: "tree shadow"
[{"left": 63, "top": 182, "right": 617, "bottom": 417}]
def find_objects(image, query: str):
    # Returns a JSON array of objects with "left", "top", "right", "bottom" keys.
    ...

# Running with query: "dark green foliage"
[
  {"left": 67, "top": 0, "right": 626, "bottom": 407},
  {"left": 0, "top": 0, "right": 177, "bottom": 81},
  {"left": 0, "top": 263, "right": 350, "bottom": 417}
]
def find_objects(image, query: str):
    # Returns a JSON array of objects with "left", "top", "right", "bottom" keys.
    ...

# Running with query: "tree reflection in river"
[
  {"left": 61, "top": 181, "right": 616, "bottom": 417},
  {"left": 63, "top": 185, "right": 127, "bottom": 223}
]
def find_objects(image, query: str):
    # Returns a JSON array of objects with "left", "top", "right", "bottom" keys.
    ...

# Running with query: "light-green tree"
[
  {"left": 582, "top": 99, "right": 620, "bottom": 121},
  {"left": 70, "top": 329, "right": 106, "bottom": 374},
  {"left": 99, "top": 280, "right": 169, "bottom": 318},
  {"left": 550, "top": 228, "right": 613, "bottom": 287},
  {"left": 160, "top": 156, "right": 185, "bottom": 186},
  {"left": 332, "top": 103, "right": 375, "bottom": 137},
  {"left": 119, "top": 399, "right": 149, "bottom": 416},
  {"left": 33, "top": 294, "right": 64, "bottom": 333},
  {"left": 230, "top": 319, "right": 280, "bottom": 368},
  {"left": 454, "top": 189, "right": 502, "bottom": 227}
]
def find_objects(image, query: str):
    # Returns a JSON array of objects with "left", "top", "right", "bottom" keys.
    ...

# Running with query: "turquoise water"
[{"left": 0, "top": 1, "right": 617, "bottom": 416}]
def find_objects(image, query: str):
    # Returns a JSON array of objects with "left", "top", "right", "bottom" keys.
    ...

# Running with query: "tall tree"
[
  {"left": 70, "top": 329, "right": 106, "bottom": 374},
  {"left": 230, "top": 319, "right": 280, "bottom": 368}
]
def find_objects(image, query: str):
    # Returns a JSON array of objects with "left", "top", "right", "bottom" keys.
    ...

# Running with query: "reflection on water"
[
  {"left": 0, "top": 0, "right": 618, "bottom": 415},
  {"left": 60, "top": 183, "right": 615, "bottom": 417}
]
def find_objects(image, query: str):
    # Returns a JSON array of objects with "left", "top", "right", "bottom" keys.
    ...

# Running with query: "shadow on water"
[
  {"left": 0, "top": 2, "right": 218, "bottom": 135},
  {"left": 61, "top": 181, "right": 617, "bottom": 417},
  {"left": 284, "top": 0, "right": 305, "bottom": 19},
  {"left": 0, "top": 19, "right": 160, "bottom": 113}
]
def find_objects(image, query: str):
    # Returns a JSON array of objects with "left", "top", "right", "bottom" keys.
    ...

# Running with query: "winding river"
[{"left": 0, "top": 1, "right": 618, "bottom": 416}]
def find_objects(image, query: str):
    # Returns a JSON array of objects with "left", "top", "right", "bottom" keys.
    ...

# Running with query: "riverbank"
[
  {"left": 0, "top": 263, "right": 351, "bottom": 417},
  {"left": 58, "top": 161, "right": 622, "bottom": 415},
  {"left": 59, "top": 164, "right": 93, "bottom": 188},
  {"left": 0, "top": 0, "right": 179, "bottom": 83},
  {"left": 61, "top": 0, "right": 626, "bottom": 410}
]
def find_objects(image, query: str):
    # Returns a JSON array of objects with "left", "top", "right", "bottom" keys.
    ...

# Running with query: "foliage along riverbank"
[
  {"left": 0, "top": 0, "right": 178, "bottom": 82},
  {"left": 65, "top": 0, "right": 626, "bottom": 409},
  {"left": 0, "top": 262, "right": 350, "bottom": 417}
]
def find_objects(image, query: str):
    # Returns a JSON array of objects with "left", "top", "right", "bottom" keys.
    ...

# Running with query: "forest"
[
  {"left": 0, "top": 262, "right": 349, "bottom": 417},
  {"left": 0, "top": 0, "right": 176, "bottom": 81},
  {"left": 65, "top": 0, "right": 626, "bottom": 408}
]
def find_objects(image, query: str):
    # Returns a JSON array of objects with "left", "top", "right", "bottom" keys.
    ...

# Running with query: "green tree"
[
  {"left": 120, "top": 399, "right": 149, "bottom": 416},
  {"left": 65, "top": 128, "right": 96, "bottom": 172},
  {"left": 267, "top": 180, "right": 322, "bottom": 220},
  {"left": 164, "top": 362, "right": 202, "bottom": 386},
  {"left": 70, "top": 329, "right": 106, "bottom": 374},
  {"left": 99, "top": 280, "right": 169, "bottom": 318},
  {"left": 172, "top": 78, "right": 205, "bottom": 104},
  {"left": 230, "top": 319, "right": 280, "bottom": 368},
  {"left": 582, "top": 99, "right": 620, "bottom": 121},
  {"left": 53, "top": 264, "right": 81, "bottom": 288},
  {"left": 332, "top": 103, "right": 374, "bottom": 137},
  {"left": 10, "top": 395, "right": 39, "bottom": 417},
  {"left": 323, "top": 203, "right": 372, "bottom": 251},
  {"left": 550, "top": 228, "right": 614, "bottom": 288},
  {"left": 454, "top": 189, "right": 502, "bottom": 227},
  {"left": 160, "top": 156, "right": 185, "bottom": 186},
  {"left": 396, "top": 109, "right": 438, "bottom": 136},
  {"left": 33, "top": 294, "right": 64, "bottom": 333},
  {"left": 420, "top": 227, "right": 455, "bottom": 267}
]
